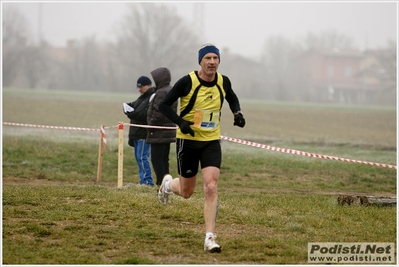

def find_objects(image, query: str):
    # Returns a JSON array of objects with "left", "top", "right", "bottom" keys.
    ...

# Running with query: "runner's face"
[{"left": 200, "top": 53, "right": 219, "bottom": 77}]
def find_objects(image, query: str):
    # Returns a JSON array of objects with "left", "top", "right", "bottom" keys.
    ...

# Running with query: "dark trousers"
[{"left": 151, "top": 143, "right": 171, "bottom": 186}]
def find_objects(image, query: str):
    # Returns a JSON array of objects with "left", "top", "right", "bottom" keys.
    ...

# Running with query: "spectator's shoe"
[
  {"left": 204, "top": 235, "right": 221, "bottom": 253},
  {"left": 158, "top": 174, "right": 173, "bottom": 205}
]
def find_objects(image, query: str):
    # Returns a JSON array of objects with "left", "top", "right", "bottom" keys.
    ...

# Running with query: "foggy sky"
[{"left": 2, "top": 1, "right": 397, "bottom": 58}]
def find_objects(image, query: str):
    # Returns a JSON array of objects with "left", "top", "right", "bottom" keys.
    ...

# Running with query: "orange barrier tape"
[
  {"left": 220, "top": 136, "right": 396, "bottom": 169},
  {"left": 3, "top": 122, "right": 99, "bottom": 132},
  {"left": 3, "top": 122, "right": 395, "bottom": 169}
]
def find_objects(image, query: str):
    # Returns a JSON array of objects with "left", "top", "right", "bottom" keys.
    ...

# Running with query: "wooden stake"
[
  {"left": 117, "top": 122, "right": 124, "bottom": 189},
  {"left": 96, "top": 125, "right": 104, "bottom": 182}
]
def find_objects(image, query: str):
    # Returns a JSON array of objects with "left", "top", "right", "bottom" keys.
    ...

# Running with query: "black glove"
[
  {"left": 179, "top": 120, "right": 195, "bottom": 137},
  {"left": 125, "top": 111, "right": 134, "bottom": 119},
  {"left": 234, "top": 113, "right": 245, "bottom": 128}
]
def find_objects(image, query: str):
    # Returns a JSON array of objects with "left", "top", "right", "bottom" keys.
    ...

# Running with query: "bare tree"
[
  {"left": 2, "top": 7, "right": 30, "bottom": 87},
  {"left": 301, "top": 29, "right": 354, "bottom": 50},
  {"left": 74, "top": 36, "right": 104, "bottom": 91},
  {"left": 113, "top": 3, "right": 200, "bottom": 90},
  {"left": 261, "top": 35, "right": 303, "bottom": 101},
  {"left": 20, "top": 43, "right": 51, "bottom": 89},
  {"left": 50, "top": 37, "right": 109, "bottom": 91}
]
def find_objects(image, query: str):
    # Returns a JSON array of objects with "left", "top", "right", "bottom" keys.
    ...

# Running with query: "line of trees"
[
  {"left": 3, "top": 3, "right": 396, "bottom": 105},
  {"left": 3, "top": 3, "right": 200, "bottom": 92}
]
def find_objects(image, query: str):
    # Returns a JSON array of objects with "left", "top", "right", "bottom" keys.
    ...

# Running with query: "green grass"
[
  {"left": 2, "top": 88, "right": 397, "bottom": 264},
  {"left": 3, "top": 136, "right": 396, "bottom": 193},
  {"left": 3, "top": 87, "right": 396, "bottom": 148},
  {"left": 2, "top": 184, "right": 396, "bottom": 264}
]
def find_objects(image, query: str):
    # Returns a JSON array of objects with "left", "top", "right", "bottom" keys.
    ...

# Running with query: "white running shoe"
[
  {"left": 158, "top": 174, "right": 173, "bottom": 205},
  {"left": 204, "top": 235, "right": 221, "bottom": 253}
]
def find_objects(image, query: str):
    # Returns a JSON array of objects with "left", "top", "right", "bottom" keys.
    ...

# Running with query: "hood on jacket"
[{"left": 151, "top": 67, "right": 171, "bottom": 90}]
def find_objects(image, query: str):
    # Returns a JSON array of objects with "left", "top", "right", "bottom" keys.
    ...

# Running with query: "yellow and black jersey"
[{"left": 159, "top": 71, "right": 242, "bottom": 141}]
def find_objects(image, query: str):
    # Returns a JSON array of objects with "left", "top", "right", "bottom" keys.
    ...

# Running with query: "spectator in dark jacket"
[
  {"left": 124, "top": 76, "right": 155, "bottom": 186},
  {"left": 147, "top": 67, "right": 178, "bottom": 186}
]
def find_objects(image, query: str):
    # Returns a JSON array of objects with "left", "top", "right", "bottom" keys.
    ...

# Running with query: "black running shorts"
[{"left": 176, "top": 139, "right": 221, "bottom": 178}]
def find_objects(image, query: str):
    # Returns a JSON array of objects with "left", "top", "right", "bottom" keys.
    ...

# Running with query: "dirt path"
[
  {"left": 3, "top": 176, "right": 396, "bottom": 198},
  {"left": 2, "top": 176, "right": 116, "bottom": 188}
]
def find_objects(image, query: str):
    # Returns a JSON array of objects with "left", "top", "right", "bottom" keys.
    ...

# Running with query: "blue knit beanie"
[
  {"left": 136, "top": 76, "right": 151, "bottom": 87},
  {"left": 198, "top": 44, "right": 220, "bottom": 64}
]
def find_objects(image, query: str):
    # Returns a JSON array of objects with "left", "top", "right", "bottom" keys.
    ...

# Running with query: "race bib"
[{"left": 193, "top": 109, "right": 220, "bottom": 129}]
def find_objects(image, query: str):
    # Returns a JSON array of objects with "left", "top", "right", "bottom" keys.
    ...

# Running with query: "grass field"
[{"left": 2, "top": 88, "right": 397, "bottom": 264}]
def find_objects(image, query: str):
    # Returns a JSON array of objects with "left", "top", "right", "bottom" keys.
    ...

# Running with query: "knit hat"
[
  {"left": 198, "top": 44, "right": 220, "bottom": 64},
  {"left": 136, "top": 76, "right": 152, "bottom": 87}
]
